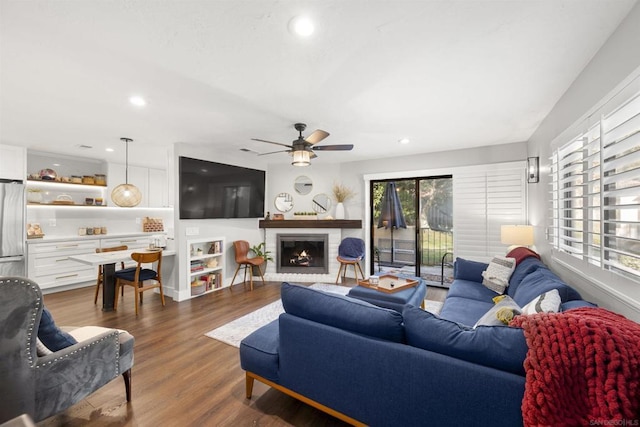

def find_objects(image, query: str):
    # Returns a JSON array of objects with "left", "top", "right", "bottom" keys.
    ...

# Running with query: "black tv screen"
[{"left": 179, "top": 157, "right": 265, "bottom": 219}]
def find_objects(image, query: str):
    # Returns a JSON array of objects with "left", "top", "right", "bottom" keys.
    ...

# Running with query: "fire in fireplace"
[{"left": 277, "top": 234, "right": 329, "bottom": 274}]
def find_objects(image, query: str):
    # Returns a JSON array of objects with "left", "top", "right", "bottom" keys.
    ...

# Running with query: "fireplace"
[{"left": 277, "top": 234, "right": 329, "bottom": 274}]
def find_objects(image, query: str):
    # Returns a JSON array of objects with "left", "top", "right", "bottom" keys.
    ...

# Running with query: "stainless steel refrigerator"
[{"left": 0, "top": 179, "right": 25, "bottom": 276}]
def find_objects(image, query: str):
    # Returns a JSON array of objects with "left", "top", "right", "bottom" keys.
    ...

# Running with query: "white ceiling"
[{"left": 0, "top": 0, "right": 636, "bottom": 169}]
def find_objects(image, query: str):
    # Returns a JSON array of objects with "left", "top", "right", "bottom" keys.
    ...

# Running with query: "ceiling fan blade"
[
  {"left": 312, "top": 144, "right": 354, "bottom": 151},
  {"left": 251, "top": 138, "right": 293, "bottom": 149},
  {"left": 304, "top": 129, "right": 330, "bottom": 145},
  {"left": 258, "top": 149, "right": 291, "bottom": 156},
  {"left": 310, "top": 151, "right": 318, "bottom": 159}
]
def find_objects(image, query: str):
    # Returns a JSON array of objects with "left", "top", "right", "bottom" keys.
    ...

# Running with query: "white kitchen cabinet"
[
  {"left": 28, "top": 239, "right": 100, "bottom": 290},
  {"left": 0, "top": 144, "right": 26, "bottom": 180},
  {"left": 148, "top": 168, "right": 168, "bottom": 207},
  {"left": 108, "top": 163, "right": 167, "bottom": 207}
]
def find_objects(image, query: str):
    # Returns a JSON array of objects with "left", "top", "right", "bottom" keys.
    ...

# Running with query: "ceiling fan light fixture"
[{"left": 292, "top": 150, "right": 311, "bottom": 166}]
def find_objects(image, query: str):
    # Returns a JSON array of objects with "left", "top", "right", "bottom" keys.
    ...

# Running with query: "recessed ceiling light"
[
  {"left": 129, "top": 96, "right": 146, "bottom": 107},
  {"left": 106, "top": 148, "right": 114, "bottom": 152},
  {"left": 289, "top": 16, "right": 314, "bottom": 37},
  {"left": 399, "top": 138, "right": 410, "bottom": 144}
]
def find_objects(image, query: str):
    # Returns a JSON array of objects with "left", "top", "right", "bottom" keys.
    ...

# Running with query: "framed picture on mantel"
[{"left": 272, "top": 214, "right": 284, "bottom": 220}]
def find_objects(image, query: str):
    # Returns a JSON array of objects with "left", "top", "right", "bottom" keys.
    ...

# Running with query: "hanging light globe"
[{"left": 111, "top": 137, "right": 142, "bottom": 207}]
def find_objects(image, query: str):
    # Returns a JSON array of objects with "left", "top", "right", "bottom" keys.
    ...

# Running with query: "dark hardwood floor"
[{"left": 37, "top": 279, "right": 447, "bottom": 427}]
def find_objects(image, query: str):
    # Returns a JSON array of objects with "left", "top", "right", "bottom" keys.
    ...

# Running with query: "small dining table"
[{"left": 70, "top": 248, "right": 176, "bottom": 311}]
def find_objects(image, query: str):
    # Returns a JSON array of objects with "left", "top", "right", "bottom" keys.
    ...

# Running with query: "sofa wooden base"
[{"left": 245, "top": 372, "right": 366, "bottom": 427}]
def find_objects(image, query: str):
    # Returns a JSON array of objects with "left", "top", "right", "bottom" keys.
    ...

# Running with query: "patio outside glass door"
[{"left": 371, "top": 176, "right": 453, "bottom": 287}]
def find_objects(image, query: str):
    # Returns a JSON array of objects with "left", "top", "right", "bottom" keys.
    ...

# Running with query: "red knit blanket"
[{"left": 510, "top": 308, "right": 640, "bottom": 426}]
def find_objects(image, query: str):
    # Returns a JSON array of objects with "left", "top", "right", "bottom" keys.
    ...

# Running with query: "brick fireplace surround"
[{"left": 258, "top": 220, "right": 362, "bottom": 283}]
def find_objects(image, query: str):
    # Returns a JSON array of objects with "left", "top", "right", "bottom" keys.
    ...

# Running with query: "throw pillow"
[
  {"left": 38, "top": 306, "right": 77, "bottom": 352},
  {"left": 36, "top": 338, "right": 53, "bottom": 356},
  {"left": 481, "top": 256, "right": 516, "bottom": 294},
  {"left": 474, "top": 295, "right": 522, "bottom": 328},
  {"left": 506, "top": 246, "right": 541, "bottom": 265},
  {"left": 521, "top": 289, "right": 561, "bottom": 315},
  {"left": 454, "top": 258, "right": 489, "bottom": 282}
]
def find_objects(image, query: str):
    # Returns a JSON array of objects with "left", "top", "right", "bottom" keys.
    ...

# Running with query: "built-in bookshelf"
[{"left": 187, "top": 237, "right": 225, "bottom": 297}]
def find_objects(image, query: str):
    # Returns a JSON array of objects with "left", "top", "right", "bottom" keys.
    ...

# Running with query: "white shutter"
[
  {"left": 601, "top": 92, "right": 640, "bottom": 280},
  {"left": 453, "top": 162, "right": 527, "bottom": 261}
]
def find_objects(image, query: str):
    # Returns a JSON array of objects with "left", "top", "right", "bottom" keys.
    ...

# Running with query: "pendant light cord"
[{"left": 121, "top": 137, "right": 132, "bottom": 185}]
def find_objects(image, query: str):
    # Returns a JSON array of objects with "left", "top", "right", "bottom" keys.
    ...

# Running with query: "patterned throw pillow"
[
  {"left": 521, "top": 289, "right": 561, "bottom": 315},
  {"left": 473, "top": 295, "right": 522, "bottom": 328},
  {"left": 481, "top": 256, "right": 516, "bottom": 294}
]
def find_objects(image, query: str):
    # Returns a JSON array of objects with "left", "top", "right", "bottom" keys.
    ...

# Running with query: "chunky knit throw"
[{"left": 510, "top": 308, "right": 640, "bottom": 426}]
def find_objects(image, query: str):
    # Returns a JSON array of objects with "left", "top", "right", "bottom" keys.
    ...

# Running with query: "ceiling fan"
[{"left": 251, "top": 123, "right": 354, "bottom": 166}]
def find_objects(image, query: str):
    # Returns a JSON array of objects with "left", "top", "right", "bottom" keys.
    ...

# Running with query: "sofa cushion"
[
  {"left": 281, "top": 282, "right": 405, "bottom": 343},
  {"left": 511, "top": 268, "right": 582, "bottom": 307},
  {"left": 474, "top": 296, "right": 522, "bottom": 327},
  {"left": 38, "top": 306, "right": 77, "bottom": 352},
  {"left": 239, "top": 319, "right": 280, "bottom": 382},
  {"left": 453, "top": 258, "right": 488, "bottom": 282},
  {"left": 439, "top": 296, "right": 495, "bottom": 327},
  {"left": 521, "top": 289, "right": 561, "bottom": 315},
  {"left": 481, "top": 256, "right": 516, "bottom": 294},
  {"left": 507, "top": 256, "right": 548, "bottom": 297},
  {"left": 561, "top": 300, "right": 598, "bottom": 311},
  {"left": 446, "top": 279, "right": 501, "bottom": 303},
  {"left": 403, "top": 305, "right": 527, "bottom": 375}
]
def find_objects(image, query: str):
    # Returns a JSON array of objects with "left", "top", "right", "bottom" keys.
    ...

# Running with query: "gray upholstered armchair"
[{"left": 0, "top": 277, "right": 134, "bottom": 423}]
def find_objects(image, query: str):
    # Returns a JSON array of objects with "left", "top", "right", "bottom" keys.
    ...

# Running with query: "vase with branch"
[{"left": 332, "top": 182, "right": 356, "bottom": 219}]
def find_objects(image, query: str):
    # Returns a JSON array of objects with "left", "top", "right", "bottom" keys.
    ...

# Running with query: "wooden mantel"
[{"left": 259, "top": 219, "right": 362, "bottom": 229}]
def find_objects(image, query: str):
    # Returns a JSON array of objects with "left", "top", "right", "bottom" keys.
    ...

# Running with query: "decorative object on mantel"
[
  {"left": 332, "top": 182, "right": 356, "bottom": 220},
  {"left": 142, "top": 217, "right": 164, "bottom": 232},
  {"left": 111, "top": 137, "right": 142, "bottom": 207},
  {"left": 293, "top": 211, "right": 318, "bottom": 220},
  {"left": 272, "top": 213, "right": 284, "bottom": 220}
]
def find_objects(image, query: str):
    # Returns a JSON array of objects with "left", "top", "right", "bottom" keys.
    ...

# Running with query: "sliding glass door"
[{"left": 371, "top": 176, "right": 453, "bottom": 287}]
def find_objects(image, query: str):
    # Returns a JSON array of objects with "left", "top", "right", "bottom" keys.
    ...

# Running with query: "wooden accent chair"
[
  {"left": 335, "top": 237, "right": 366, "bottom": 284},
  {"left": 114, "top": 251, "right": 165, "bottom": 315},
  {"left": 230, "top": 240, "right": 265, "bottom": 291},
  {"left": 94, "top": 245, "right": 128, "bottom": 304}
]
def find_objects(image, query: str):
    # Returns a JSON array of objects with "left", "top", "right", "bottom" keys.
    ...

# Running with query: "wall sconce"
[{"left": 527, "top": 156, "right": 539, "bottom": 183}]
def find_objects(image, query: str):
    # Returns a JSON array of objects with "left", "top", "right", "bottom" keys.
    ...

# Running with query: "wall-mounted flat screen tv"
[{"left": 179, "top": 156, "right": 265, "bottom": 219}]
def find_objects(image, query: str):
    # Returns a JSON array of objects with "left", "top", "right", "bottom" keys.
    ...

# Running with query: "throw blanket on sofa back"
[{"left": 510, "top": 308, "right": 640, "bottom": 425}]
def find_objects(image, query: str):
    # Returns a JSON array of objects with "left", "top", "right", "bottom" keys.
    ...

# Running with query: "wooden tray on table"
[{"left": 357, "top": 274, "right": 419, "bottom": 294}]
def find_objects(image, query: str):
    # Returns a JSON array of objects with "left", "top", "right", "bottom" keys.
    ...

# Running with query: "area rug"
[
  {"left": 205, "top": 283, "right": 444, "bottom": 348},
  {"left": 204, "top": 283, "right": 349, "bottom": 348}
]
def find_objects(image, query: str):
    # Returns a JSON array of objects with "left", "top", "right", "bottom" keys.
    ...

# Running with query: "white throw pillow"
[
  {"left": 36, "top": 338, "right": 53, "bottom": 356},
  {"left": 481, "top": 256, "right": 516, "bottom": 294},
  {"left": 521, "top": 289, "right": 561, "bottom": 315}
]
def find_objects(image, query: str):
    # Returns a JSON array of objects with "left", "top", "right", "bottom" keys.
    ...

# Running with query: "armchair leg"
[
  {"left": 246, "top": 373, "right": 254, "bottom": 399},
  {"left": 122, "top": 369, "right": 132, "bottom": 402}
]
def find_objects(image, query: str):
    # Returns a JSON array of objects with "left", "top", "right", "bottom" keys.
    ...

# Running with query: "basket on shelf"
[{"left": 142, "top": 217, "right": 164, "bottom": 232}]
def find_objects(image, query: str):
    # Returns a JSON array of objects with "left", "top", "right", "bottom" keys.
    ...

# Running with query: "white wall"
[{"left": 527, "top": 2, "right": 640, "bottom": 321}]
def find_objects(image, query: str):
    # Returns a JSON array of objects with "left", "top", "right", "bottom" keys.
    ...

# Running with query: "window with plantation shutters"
[
  {"left": 550, "top": 86, "right": 640, "bottom": 283},
  {"left": 601, "top": 92, "right": 640, "bottom": 280},
  {"left": 453, "top": 162, "right": 527, "bottom": 260}
]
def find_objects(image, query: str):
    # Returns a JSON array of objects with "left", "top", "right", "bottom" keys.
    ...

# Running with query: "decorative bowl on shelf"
[{"left": 39, "top": 168, "right": 57, "bottom": 180}]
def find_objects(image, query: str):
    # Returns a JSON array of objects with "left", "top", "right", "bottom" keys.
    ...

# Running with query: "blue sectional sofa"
[{"left": 240, "top": 254, "right": 594, "bottom": 426}]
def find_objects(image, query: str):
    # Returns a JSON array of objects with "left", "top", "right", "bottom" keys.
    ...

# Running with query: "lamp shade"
[
  {"left": 111, "top": 137, "right": 142, "bottom": 207},
  {"left": 500, "top": 225, "right": 534, "bottom": 246},
  {"left": 292, "top": 150, "right": 310, "bottom": 166},
  {"left": 111, "top": 183, "right": 142, "bottom": 207}
]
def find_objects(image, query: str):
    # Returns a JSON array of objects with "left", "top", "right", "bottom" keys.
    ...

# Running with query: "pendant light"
[{"left": 111, "top": 137, "right": 142, "bottom": 207}]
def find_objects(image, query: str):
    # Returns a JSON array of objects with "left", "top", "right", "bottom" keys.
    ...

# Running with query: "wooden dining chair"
[
  {"left": 94, "top": 245, "right": 128, "bottom": 304},
  {"left": 230, "top": 240, "right": 265, "bottom": 291},
  {"left": 114, "top": 250, "right": 165, "bottom": 315}
]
